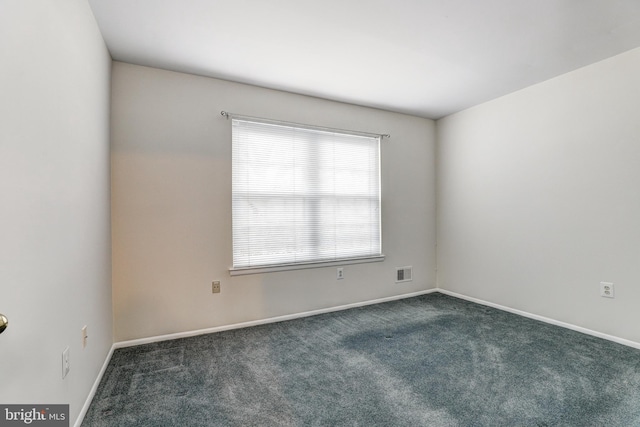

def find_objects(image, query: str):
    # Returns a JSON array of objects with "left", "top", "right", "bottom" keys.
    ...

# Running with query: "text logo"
[{"left": 0, "top": 405, "right": 68, "bottom": 427}]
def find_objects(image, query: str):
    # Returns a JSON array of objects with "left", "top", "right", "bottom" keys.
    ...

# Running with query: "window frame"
[{"left": 229, "top": 115, "right": 385, "bottom": 275}]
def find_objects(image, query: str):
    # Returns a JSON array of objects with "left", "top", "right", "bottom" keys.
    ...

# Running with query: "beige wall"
[
  {"left": 111, "top": 62, "right": 437, "bottom": 342},
  {"left": 437, "top": 47, "right": 640, "bottom": 343},
  {"left": 0, "top": 0, "right": 112, "bottom": 424}
]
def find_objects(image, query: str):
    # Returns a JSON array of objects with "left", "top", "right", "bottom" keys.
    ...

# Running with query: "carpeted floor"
[{"left": 82, "top": 293, "right": 640, "bottom": 426}]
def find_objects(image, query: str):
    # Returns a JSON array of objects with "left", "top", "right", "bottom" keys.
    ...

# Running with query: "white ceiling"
[{"left": 88, "top": 0, "right": 640, "bottom": 119}]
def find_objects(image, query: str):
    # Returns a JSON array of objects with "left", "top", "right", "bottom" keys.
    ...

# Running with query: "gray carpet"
[{"left": 82, "top": 293, "right": 640, "bottom": 426}]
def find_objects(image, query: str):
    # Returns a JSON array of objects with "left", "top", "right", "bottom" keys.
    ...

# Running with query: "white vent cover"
[{"left": 396, "top": 266, "right": 413, "bottom": 283}]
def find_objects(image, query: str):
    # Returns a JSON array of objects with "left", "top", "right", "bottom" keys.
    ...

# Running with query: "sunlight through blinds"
[{"left": 232, "top": 118, "right": 381, "bottom": 269}]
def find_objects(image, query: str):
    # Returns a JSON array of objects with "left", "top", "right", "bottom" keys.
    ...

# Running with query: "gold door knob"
[{"left": 0, "top": 314, "right": 7, "bottom": 334}]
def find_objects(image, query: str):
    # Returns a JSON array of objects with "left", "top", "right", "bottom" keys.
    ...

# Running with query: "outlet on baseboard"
[{"left": 600, "top": 282, "right": 614, "bottom": 298}]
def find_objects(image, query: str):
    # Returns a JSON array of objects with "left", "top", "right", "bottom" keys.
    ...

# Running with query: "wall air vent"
[{"left": 396, "top": 266, "right": 413, "bottom": 283}]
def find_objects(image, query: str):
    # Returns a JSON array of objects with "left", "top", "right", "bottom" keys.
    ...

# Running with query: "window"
[{"left": 231, "top": 116, "right": 383, "bottom": 274}]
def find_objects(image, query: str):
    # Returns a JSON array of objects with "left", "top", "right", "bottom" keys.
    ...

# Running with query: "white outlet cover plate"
[{"left": 600, "top": 282, "right": 614, "bottom": 298}]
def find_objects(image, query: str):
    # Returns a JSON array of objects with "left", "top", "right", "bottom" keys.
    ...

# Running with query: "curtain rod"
[{"left": 220, "top": 111, "right": 390, "bottom": 139}]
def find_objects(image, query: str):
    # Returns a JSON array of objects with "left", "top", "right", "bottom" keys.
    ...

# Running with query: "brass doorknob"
[{"left": 0, "top": 314, "right": 7, "bottom": 334}]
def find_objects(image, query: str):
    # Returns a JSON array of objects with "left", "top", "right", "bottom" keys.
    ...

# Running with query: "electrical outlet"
[
  {"left": 600, "top": 282, "right": 614, "bottom": 298},
  {"left": 62, "top": 347, "right": 70, "bottom": 379},
  {"left": 212, "top": 281, "right": 221, "bottom": 293},
  {"left": 337, "top": 268, "right": 344, "bottom": 280},
  {"left": 82, "top": 325, "right": 88, "bottom": 349}
]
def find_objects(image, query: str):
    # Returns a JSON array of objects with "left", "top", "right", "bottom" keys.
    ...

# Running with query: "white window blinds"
[{"left": 232, "top": 117, "right": 382, "bottom": 271}]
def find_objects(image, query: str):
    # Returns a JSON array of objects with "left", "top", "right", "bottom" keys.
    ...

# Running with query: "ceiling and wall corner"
[{"left": 88, "top": 0, "right": 640, "bottom": 119}]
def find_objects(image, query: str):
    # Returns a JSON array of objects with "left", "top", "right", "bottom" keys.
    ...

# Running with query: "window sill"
[{"left": 229, "top": 255, "right": 385, "bottom": 276}]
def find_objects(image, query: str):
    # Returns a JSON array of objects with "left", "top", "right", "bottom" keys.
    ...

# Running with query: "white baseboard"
[
  {"left": 115, "top": 288, "right": 439, "bottom": 349},
  {"left": 437, "top": 288, "right": 640, "bottom": 350},
  {"left": 74, "top": 344, "right": 116, "bottom": 427}
]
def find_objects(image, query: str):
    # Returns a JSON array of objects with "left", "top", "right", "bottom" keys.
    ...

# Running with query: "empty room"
[{"left": 2, "top": 0, "right": 640, "bottom": 426}]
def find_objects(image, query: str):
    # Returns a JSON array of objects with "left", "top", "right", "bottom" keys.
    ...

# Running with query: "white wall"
[
  {"left": 111, "top": 62, "right": 436, "bottom": 342},
  {"left": 0, "top": 0, "right": 112, "bottom": 424},
  {"left": 437, "top": 47, "right": 640, "bottom": 343}
]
